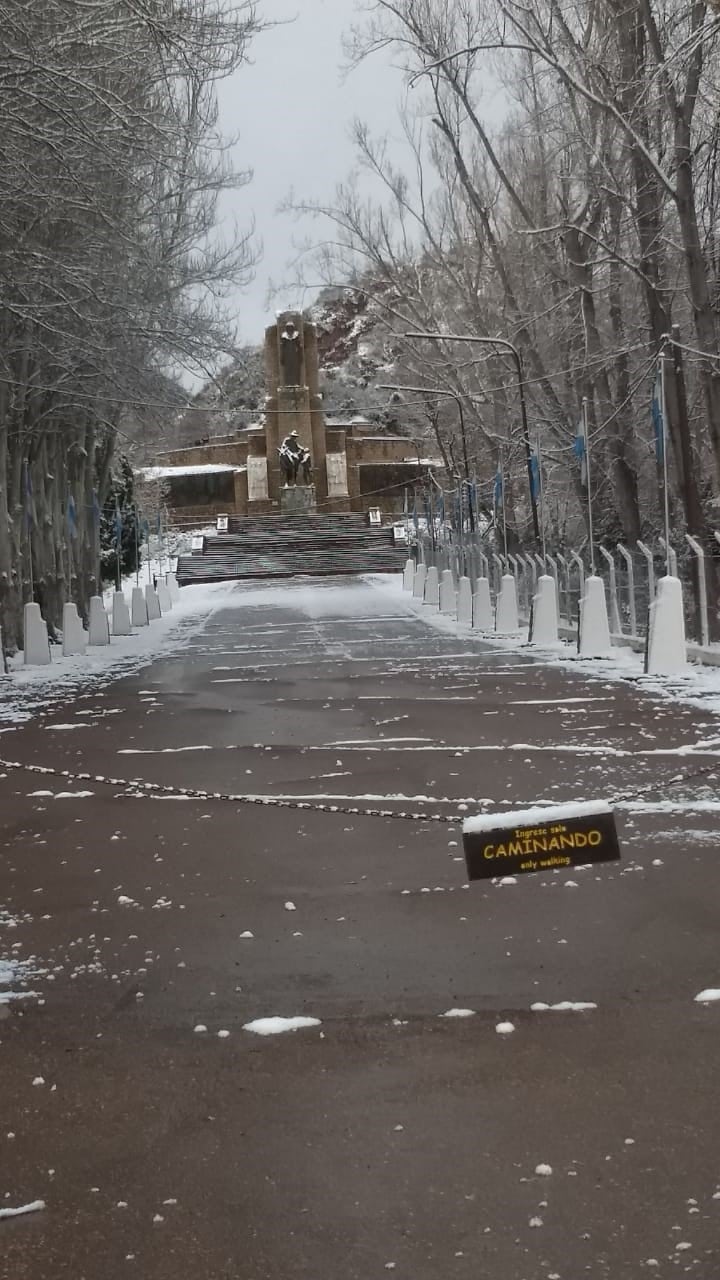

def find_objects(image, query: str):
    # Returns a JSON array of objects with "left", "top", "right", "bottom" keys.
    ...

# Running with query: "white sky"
[{"left": 215, "top": 0, "right": 409, "bottom": 346}]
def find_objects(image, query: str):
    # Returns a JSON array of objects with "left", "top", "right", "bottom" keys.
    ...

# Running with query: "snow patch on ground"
[{"left": 242, "top": 1016, "right": 321, "bottom": 1036}]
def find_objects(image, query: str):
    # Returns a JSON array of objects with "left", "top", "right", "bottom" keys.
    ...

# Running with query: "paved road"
[{"left": 1, "top": 577, "right": 719, "bottom": 1279}]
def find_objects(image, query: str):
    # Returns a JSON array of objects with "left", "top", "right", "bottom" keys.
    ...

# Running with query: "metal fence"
[{"left": 411, "top": 529, "right": 720, "bottom": 650}]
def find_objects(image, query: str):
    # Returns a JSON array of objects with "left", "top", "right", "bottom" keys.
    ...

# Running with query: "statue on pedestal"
[
  {"left": 278, "top": 430, "right": 312, "bottom": 486},
  {"left": 279, "top": 319, "right": 303, "bottom": 386}
]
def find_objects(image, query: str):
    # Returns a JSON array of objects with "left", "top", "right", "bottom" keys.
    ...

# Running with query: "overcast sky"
[{"left": 215, "top": 0, "right": 408, "bottom": 346}]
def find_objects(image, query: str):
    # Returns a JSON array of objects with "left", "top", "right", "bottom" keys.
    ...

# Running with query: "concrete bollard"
[
  {"left": 424, "top": 565, "right": 440, "bottom": 607},
  {"left": 402, "top": 559, "right": 415, "bottom": 591},
  {"left": 495, "top": 574, "right": 520, "bottom": 633},
  {"left": 457, "top": 576, "right": 473, "bottom": 625},
  {"left": 472, "top": 579, "right": 493, "bottom": 630},
  {"left": 62, "top": 603, "right": 87, "bottom": 657},
  {"left": 112, "top": 592, "right": 132, "bottom": 637},
  {"left": 166, "top": 573, "right": 181, "bottom": 603},
  {"left": 88, "top": 596, "right": 110, "bottom": 646},
  {"left": 412, "top": 563, "right": 427, "bottom": 599},
  {"left": 439, "top": 569, "right": 456, "bottom": 614},
  {"left": 23, "top": 603, "right": 51, "bottom": 666},
  {"left": 646, "top": 576, "right": 687, "bottom": 675},
  {"left": 157, "top": 582, "right": 173, "bottom": 613},
  {"left": 578, "top": 575, "right": 611, "bottom": 656},
  {"left": 131, "top": 586, "right": 148, "bottom": 627},
  {"left": 529, "top": 575, "right": 559, "bottom": 646},
  {"left": 145, "top": 584, "right": 162, "bottom": 621}
]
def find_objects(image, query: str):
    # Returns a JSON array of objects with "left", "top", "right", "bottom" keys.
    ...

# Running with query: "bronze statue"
[{"left": 278, "top": 430, "right": 312, "bottom": 486}]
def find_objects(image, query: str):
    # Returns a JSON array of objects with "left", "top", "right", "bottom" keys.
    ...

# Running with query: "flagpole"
[
  {"left": 66, "top": 498, "right": 71, "bottom": 604},
  {"left": 536, "top": 431, "right": 547, "bottom": 563},
  {"left": 660, "top": 347, "right": 671, "bottom": 576},
  {"left": 24, "top": 462, "right": 34, "bottom": 602},
  {"left": 500, "top": 452, "right": 508, "bottom": 566},
  {"left": 582, "top": 397, "right": 596, "bottom": 575},
  {"left": 134, "top": 506, "right": 140, "bottom": 587}
]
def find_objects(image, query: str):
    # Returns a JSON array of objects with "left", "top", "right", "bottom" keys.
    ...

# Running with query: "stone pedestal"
[{"left": 280, "top": 484, "right": 316, "bottom": 516}]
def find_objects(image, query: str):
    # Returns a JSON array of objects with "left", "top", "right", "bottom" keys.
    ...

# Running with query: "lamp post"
[
  {"left": 377, "top": 381, "right": 470, "bottom": 479},
  {"left": 404, "top": 330, "right": 540, "bottom": 545}
]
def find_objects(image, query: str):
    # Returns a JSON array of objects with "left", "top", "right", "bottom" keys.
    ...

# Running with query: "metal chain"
[
  {"left": 0, "top": 757, "right": 461, "bottom": 825},
  {"left": 1, "top": 752, "right": 718, "bottom": 826}
]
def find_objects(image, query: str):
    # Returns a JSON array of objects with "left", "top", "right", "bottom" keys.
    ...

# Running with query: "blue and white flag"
[
  {"left": 651, "top": 365, "right": 664, "bottom": 463},
  {"left": 493, "top": 467, "right": 503, "bottom": 510},
  {"left": 67, "top": 494, "right": 78, "bottom": 540},
  {"left": 23, "top": 463, "right": 34, "bottom": 530},
  {"left": 572, "top": 416, "right": 588, "bottom": 486},
  {"left": 529, "top": 452, "right": 541, "bottom": 501}
]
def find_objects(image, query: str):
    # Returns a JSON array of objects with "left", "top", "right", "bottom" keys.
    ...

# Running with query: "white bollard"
[
  {"left": 529, "top": 575, "right": 559, "bottom": 646},
  {"left": 131, "top": 586, "right": 148, "bottom": 627},
  {"left": 166, "top": 573, "right": 181, "bottom": 603},
  {"left": 62, "top": 603, "right": 87, "bottom": 656},
  {"left": 156, "top": 582, "right": 173, "bottom": 613},
  {"left": 646, "top": 576, "right": 687, "bottom": 675},
  {"left": 457, "top": 576, "right": 473, "bottom": 625},
  {"left": 23, "top": 603, "right": 51, "bottom": 666},
  {"left": 402, "top": 559, "right": 415, "bottom": 591},
  {"left": 145, "top": 584, "right": 162, "bottom": 621},
  {"left": 424, "top": 565, "right": 440, "bottom": 607},
  {"left": 578, "top": 575, "right": 611, "bottom": 656},
  {"left": 412, "top": 563, "right": 427, "bottom": 599},
  {"left": 112, "top": 592, "right": 132, "bottom": 637},
  {"left": 495, "top": 574, "right": 520, "bottom": 633},
  {"left": 472, "top": 578, "right": 493, "bottom": 631},
  {"left": 439, "top": 569, "right": 456, "bottom": 614},
  {"left": 88, "top": 596, "right": 110, "bottom": 646}
]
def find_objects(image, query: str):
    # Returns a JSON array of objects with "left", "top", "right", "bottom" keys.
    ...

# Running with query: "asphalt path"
[{"left": 1, "top": 576, "right": 720, "bottom": 1279}]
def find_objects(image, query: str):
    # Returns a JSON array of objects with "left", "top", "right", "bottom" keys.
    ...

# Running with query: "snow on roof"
[{"left": 137, "top": 464, "right": 245, "bottom": 480}]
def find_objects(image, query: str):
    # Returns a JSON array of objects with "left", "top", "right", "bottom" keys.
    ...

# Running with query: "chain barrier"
[
  {"left": 0, "top": 757, "right": 461, "bottom": 825},
  {"left": 1, "top": 751, "right": 720, "bottom": 826}
]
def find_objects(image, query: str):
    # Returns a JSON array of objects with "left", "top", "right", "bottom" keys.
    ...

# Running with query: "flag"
[
  {"left": 573, "top": 417, "right": 588, "bottom": 486},
  {"left": 493, "top": 467, "right": 503, "bottom": 510},
  {"left": 651, "top": 365, "right": 664, "bottom": 463},
  {"left": 23, "top": 462, "right": 34, "bottom": 530},
  {"left": 412, "top": 499, "right": 418, "bottom": 533},
  {"left": 529, "top": 452, "right": 541, "bottom": 501},
  {"left": 67, "top": 494, "right": 77, "bottom": 540},
  {"left": 156, "top": 510, "right": 162, "bottom": 535},
  {"left": 436, "top": 491, "right": 445, "bottom": 525},
  {"left": 114, "top": 503, "right": 123, "bottom": 543}
]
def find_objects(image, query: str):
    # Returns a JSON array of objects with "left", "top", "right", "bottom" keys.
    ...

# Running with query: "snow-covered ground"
[
  {"left": 0, "top": 580, "right": 239, "bottom": 728},
  {"left": 368, "top": 573, "right": 720, "bottom": 719}
]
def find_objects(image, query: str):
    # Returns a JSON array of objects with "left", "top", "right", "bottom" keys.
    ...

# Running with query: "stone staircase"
[{"left": 175, "top": 514, "right": 406, "bottom": 585}]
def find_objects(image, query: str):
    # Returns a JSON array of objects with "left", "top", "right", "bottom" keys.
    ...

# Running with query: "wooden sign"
[{"left": 463, "top": 801, "right": 620, "bottom": 881}]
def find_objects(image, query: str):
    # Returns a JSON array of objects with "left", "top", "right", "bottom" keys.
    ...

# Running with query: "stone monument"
[{"left": 264, "top": 309, "right": 327, "bottom": 513}]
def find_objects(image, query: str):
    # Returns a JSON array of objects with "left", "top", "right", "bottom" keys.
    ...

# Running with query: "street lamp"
[
  {"left": 377, "top": 382, "right": 470, "bottom": 478},
  {"left": 379, "top": 381, "right": 475, "bottom": 533},
  {"left": 404, "top": 330, "right": 540, "bottom": 544}
]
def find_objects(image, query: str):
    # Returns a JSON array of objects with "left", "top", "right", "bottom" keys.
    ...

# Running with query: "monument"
[
  {"left": 144, "top": 308, "right": 444, "bottom": 522},
  {"left": 264, "top": 309, "right": 326, "bottom": 514}
]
